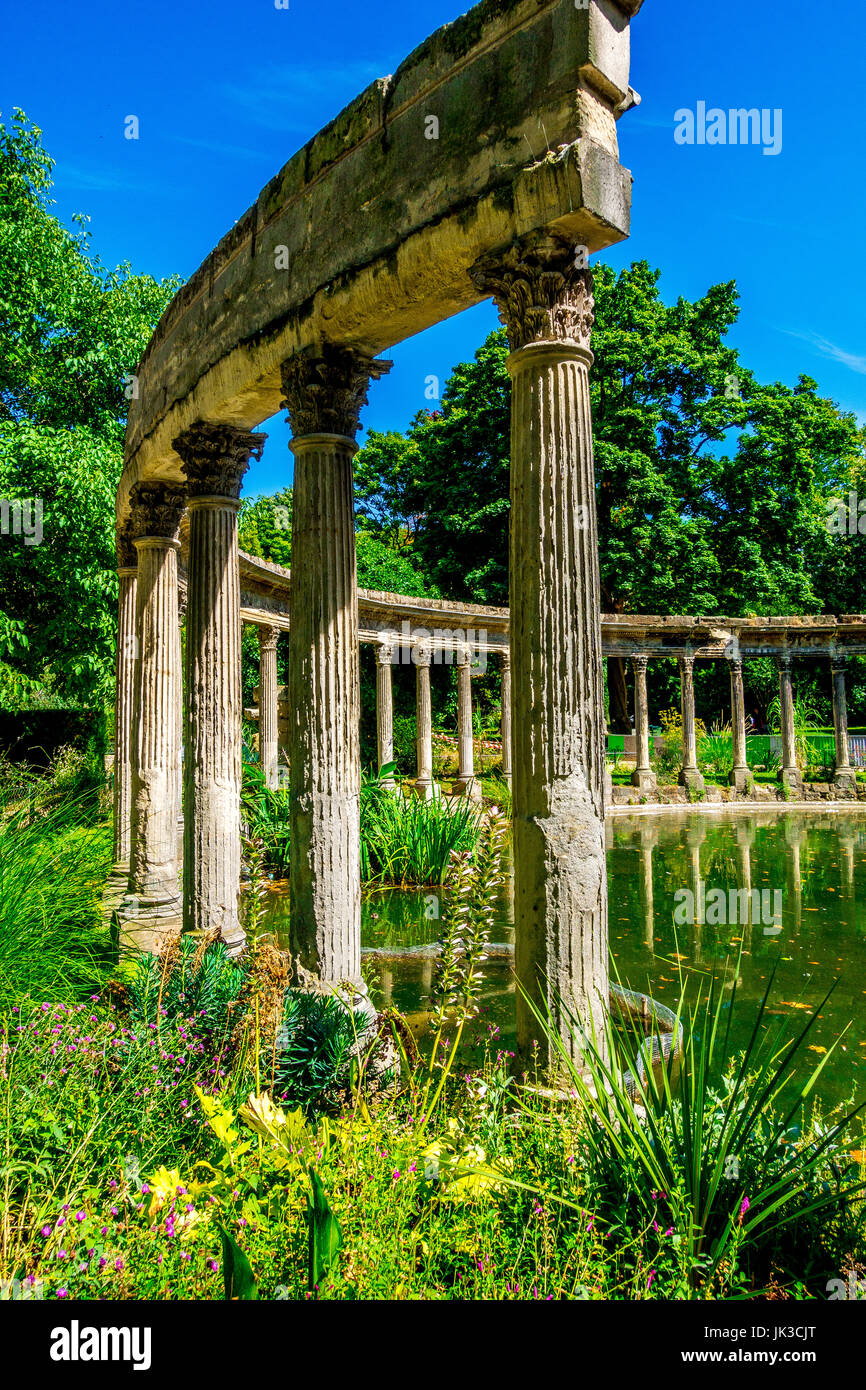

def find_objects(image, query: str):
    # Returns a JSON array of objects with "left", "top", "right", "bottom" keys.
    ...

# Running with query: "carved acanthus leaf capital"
[
  {"left": 469, "top": 230, "right": 595, "bottom": 353},
  {"left": 280, "top": 346, "right": 393, "bottom": 439},
  {"left": 116, "top": 519, "right": 137, "bottom": 569},
  {"left": 172, "top": 422, "right": 267, "bottom": 499},
  {"left": 258, "top": 625, "right": 280, "bottom": 654},
  {"left": 376, "top": 642, "right": 395, "bottom": 667},
  {"left": 128, "top": 482, "right": 187, "bottom": 542},
  {"left": 413, "top": 643, "right": 432, "bottom": 669}
]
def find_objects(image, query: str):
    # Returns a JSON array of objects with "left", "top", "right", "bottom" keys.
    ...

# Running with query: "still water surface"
[{"left": 265, "top": 811, "right": 866, "bottom": 1108}]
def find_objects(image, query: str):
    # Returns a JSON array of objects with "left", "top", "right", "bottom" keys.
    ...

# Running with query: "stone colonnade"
[
  {"left": 625, "top": 647, "right": 855, "bottom": 797},
  {"left": 112, "top": 236, "right": 861, "bottom": 1074}
]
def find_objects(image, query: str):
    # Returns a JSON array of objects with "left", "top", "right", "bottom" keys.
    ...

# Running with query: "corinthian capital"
[
  {"left": 128, "top": 481, "right": 187, "bottom": 542},
  {"left": 172, "top": 422, "right": 267, "bottom": 499},
  {"left": 469, "top": 230, "right": 595, "bottom": 353},
  {"left": 280, "top": 346, "right": 393, "bottom": 439},
  {"left": 116, "top": 519, "right": 137, "bottom": 569}
]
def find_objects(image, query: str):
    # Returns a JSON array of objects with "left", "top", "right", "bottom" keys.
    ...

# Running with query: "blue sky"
[{"left": 3, "top": 0, "right": 864, "bottom": 497}]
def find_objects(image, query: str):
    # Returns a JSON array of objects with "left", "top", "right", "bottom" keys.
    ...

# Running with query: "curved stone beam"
[{"left": 119, "top": 0, "right": 644, "bottom": 517}]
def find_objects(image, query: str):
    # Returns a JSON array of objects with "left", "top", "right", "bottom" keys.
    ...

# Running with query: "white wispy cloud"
[
  {"left": 784, "top": 329, "right": 866, "bottom": 376},
  {"left": 221, "top": 60, "right": 389, "bottom": 132},
  {"left": 54, "top": 165, "right": 149, "bottom": 194}
]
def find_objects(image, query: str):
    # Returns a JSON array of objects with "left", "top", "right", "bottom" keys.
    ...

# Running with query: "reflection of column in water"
[
  {"left": 839, "top": 824, "right": 856, "bottom": 901},
  {"left": 686, "top": 821, "right": 707, "bottom": 962},
  {"left": 380, "top": 964, "right": 393, "bottom": 1008},
  {"left": 420, "top": 954, "right": 434, "bottom": 1002},
  {"left": 784, "top": 818, "right": 803, "bottom": 933},
  {"left": 639, "top": 821, "right": 658, "bottom": 951},
  {"left": 736, "top": 821, "right": 756, "bottom": 948}
]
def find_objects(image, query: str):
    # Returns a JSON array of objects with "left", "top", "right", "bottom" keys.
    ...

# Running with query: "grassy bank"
[{"left": 1, "top": 781, "right": 864, "bottom": 1301}]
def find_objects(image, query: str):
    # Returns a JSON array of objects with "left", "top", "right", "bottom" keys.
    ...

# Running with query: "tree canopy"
[{"left": 0, "top": 110, "right": 180, "bottom": 708}]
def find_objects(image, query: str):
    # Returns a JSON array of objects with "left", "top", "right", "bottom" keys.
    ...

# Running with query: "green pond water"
[{"left": 265, "top": 810, "right": 866, "bottom": 1109}]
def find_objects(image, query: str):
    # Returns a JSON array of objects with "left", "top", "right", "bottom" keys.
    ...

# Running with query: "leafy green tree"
[
  {"left": 238, "top": 488, "right": 293, "bottom": 569},
  {"left": 0, "top": 109, "right": 180, "bottom": 708},
  {"left": 355, "top": 261, "right": 866, "bottom": 729}
]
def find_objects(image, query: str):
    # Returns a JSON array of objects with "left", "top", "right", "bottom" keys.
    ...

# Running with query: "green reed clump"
[
  {"left": 360, "top": 784, "right": 481, "bottom": 886},
  {"left": 517, "top": 962, "right": 866, "bottom": 1296},
  {"left": 0, "top": 797, "right": 113, "bottom": 1010}
]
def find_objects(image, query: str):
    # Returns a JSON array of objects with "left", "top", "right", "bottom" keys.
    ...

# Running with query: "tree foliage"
[{"left": 0, "top": 110, "right": 181, "bottom": 708}]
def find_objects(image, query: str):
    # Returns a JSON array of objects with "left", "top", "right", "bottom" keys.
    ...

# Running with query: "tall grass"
[
  {"left": 519, "top": 962, "right": 866, "bottom": 1293},
  {"left": 0, "top": 796, "right": 113, "bottom": 1009},
  {"left": 360, "top": 785, "right": 481, "bottom": 885},
  {"left": 243, "top": 759, "right": 483, "bottom": 886}
]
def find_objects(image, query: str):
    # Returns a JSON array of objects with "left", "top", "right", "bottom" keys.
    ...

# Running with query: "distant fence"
[{"left": 609, "top": 730, "right": 861, "bottom": 769}]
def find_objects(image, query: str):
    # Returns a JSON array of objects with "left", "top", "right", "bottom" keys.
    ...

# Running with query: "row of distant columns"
[
  {"left": 113, "top": 229, "right": 606, "bottom": 1069},
  {"left": 628, "top": 650, "right": 856, "bottom": 796}
]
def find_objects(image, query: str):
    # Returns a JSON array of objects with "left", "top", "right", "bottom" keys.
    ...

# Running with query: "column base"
[
  {"left": 833, "top": 769, "right": 858, "bottom": 796},
  {"left": 413, "top": 777, "right": 435, "bottom": 801},
  {"left": 679, "top": 768, "right": 705, "bottom": 793},
  {"left": 117, "top": 901, "right": 183, "bottom": 956},
  {"left": 729, "top": 767, "right": 754, "bottom": 794},
  {"left": 780, "top": 768, "right": 803, "bottom": 795},
  {"left": 630, "top": 768, "right": 657, "bottom": 794},
  {"left": 451, "top": 776, "right": 482, "bottom": 801}
]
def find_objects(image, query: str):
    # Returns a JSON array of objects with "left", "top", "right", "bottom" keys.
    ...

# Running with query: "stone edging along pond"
[{"left": 608, "top": 783, "right": 866, "bottom": 814}]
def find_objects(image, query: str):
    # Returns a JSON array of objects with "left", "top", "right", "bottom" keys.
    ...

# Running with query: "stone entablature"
[
  {"left": 116, "top": 0, "right": 641, "bottom": 523},
  {"left": 225, "top": 549, "right": 866, "bottom": 658}
]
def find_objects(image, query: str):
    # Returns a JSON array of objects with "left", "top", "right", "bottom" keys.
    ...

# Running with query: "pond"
[{"left": 264, "top": 809, "right": 866, "bottom": 1108}]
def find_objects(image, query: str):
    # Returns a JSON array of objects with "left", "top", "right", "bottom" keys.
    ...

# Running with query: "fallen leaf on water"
[{"left": 808, "top": 1045, "right": 827, "bottom": 1054}]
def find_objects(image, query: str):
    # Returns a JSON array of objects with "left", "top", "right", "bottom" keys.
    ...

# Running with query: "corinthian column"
[
  {"left": 630, "top": 655, "right": 656, "bottom": 793},
  {"left": 728, "top": 654, "right": 754, "bottom": 794},
  {"left": 452, "top": 644, "right": 479, "bottom": 799},
  {"left": 499, "top": 649, "right": 512, "bottom": 784},
  {"left": 777, "top": 653, "right": 802, "bottom": 795},
  {"left": 678, "top": 654, "right": 705, "bottom": 793},
  {"left": 258, "top": 625, "right": 280, "bottom": 789},
  {"left": 173, "top": 422, "right": 266, "bottom": 953},
  {"left": 281, "top": 347, "right": 392, "bottom": 986},
  {"left": 375, "top": 641, "right": 396, "bottom": 788},
  {"left": 110, "top": 520, "right": 138, "bottom": 898},
  {"left": 120, "top": 482, "right": 187, "bottom": 951},
  {"left": 471, "top": 230, "right": 608, "bottom": 1070},
  {"left": 413, "top": 642, "right": 434, "bottom": 800},
  {"left": 831, "top": 655, "right": 856, "bottom": 795}
]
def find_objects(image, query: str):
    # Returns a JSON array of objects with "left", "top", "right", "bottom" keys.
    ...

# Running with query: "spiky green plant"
[
  {"left": 360, "top": 784, "right": 481, "bottom": 886},
  {"left": 273, "top": 989, "right": 375, "bottom": 1114},
  {"left": 418, "top": 807, "right": 508, "bottom": 1131},
  {"left": 126, "top": 935, "right": 247, "bottom": 1036},
  {"left": 519, "top": 963, "right": 866, "bottom": 1293}
]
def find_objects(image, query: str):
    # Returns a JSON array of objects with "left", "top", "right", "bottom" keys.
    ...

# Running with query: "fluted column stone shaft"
[
  {"left": 472, "top": 231, "right": 608, "bottom": 1070},
  {"left": 375, "top": 642, "right": 396, "bottom": 788},
  {"left": 112, "top": 521, "right": 138, "bottom": 875},
  {"left": 831, "top": 656, "right": 856, "bottom": 793},
  {"left": 121, "top": 483, "right": 187, "bottom": 947},
  {"left": 500, "top": 650, "right": 512, "bottom": 783},
  {"left": 281, "top": 348, "right": 391, "bottom": 985},
  {"left": 258, "top": 625, "right": 280, "bottom": 789},
  {"left": 678, "top": 654, "right": 705, "bottom": 793},
  {"left": 777, "top": 654, "right": 802, "bottom": 794},
  {"left": 729, "top": 657, "right": 753, "bottom": 792},
  {"left": 453, "top": 645, "right": 477, "bottom": 797},
  {"left": 630, "top": 655, "right": 656, "bottom": 793},
  {"left": 174, "top": 422, "right": 266, "bottom": 954},
  {"left": 414, "top": 644, "right": 434, "bottom": 799}
]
